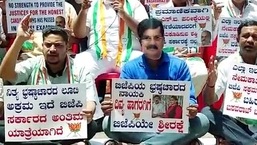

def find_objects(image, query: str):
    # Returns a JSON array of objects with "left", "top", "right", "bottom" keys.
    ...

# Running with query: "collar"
[
  {"left": 234, "top": 51, "right": 257, "bottom": 64},
  {"left": 139, "top": 52, "right": 170, "bottom": 67},
  {"left": 228, "top": 0, "right": 249, "bottom": 17},
  {"left": 39, "top": 55, "right": 71, "bottom": 78}
]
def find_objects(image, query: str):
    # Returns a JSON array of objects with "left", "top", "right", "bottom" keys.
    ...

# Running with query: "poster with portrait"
[
  {"left": 111, "top": 79, "right": 190, "bottom": 133},
  {"left": 152, "top": 6, "right": 212, "bottom": 48}
]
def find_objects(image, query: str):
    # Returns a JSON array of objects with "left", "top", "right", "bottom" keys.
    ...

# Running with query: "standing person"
[{"left": 73, "top": 0, "right": 149, "bottom": 79}]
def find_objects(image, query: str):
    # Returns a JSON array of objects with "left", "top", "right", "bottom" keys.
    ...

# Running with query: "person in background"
[
  {"left": 73, "top": 0, "right": 149, "bottom": 79},
  {"left": 55, "top": 15, "right": 81, "bottom": 57},
  {"left": 101, "top": 18, "right": 209, "bottom": 145},
  {"left": 202, "top": 20, "right": 257, "bottom": 145},
  {"left": 152, "top": 95, "right": 165, "bottom": 118},
  {"left": 0, "top": 14, "right": 99, "bottom": 144},
  {"left": 19, "top": 1, "right": 78, "bottom": 60},
  {"left": 55, "top": 16, "right": 66, "bottom": 28}
]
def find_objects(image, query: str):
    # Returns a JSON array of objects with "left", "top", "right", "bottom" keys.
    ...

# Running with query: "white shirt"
[
  {"left": 7, "top": 56, "right": 103, "bottom": 120},
  {"left": 86, "top": 0, "right": 149, "bottom": 59},
  {"left": 152, "top": 103, "right": 165, "bottom": 115},
  {"left": 215, "top": 51, "right": 245, "bottom": 103},
  {"left": 216, "top": 51, "right": 257, "bottom": 131},
  {"left": 213, "top": 0, "right": 257, "bottom": 37}
]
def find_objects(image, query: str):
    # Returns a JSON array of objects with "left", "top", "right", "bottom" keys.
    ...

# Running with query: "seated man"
[
  {"left": 73, "top": 0, "right": 149, "bottom": 79},
  {"left": 202, "top": 20, "right": 257, "bottom": 145},
  {"left": 101, "top": 18, "right": 209, "bottom": 145},
  {"left": 0, "top": 14, "right": 100, "bottom": 144},
  {"left": 148, "top": 0, "right": 208, "bottom": 97}
]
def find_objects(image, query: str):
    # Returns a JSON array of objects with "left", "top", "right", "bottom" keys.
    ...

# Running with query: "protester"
[
  {"left": 0, "top": 14, "right": 100, "bottom": 144},
  {"left": 73, "top": 0, "right": 149, "bottom": 79},
  {"left": 101, "top": 18, "right": 209, "bottom": 145},
  {"left": 202, "top": 20, "right": 257, "bottom": 145}
]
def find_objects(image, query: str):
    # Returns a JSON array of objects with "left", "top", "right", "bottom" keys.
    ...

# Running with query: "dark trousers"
[
  {"left": 0, "top": 120, "right": 97, "bottom": 145},
  {"left": 202, "top": 107, "right": 257, "bottom": 145}
]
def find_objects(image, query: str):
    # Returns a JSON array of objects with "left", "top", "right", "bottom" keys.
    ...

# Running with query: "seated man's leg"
[
  {"left": 202, "top": 106, "right": 257, "bottom": 145},
  {"left": 102, "top": 116, "right": 156, "bottom": 144},
  {"left": 140, "top": 113, "right": 209, "bottom": 145}
]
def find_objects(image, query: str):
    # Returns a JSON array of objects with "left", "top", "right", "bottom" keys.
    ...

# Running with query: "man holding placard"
[
  {"left": 148, "top": 0, "right": 209, "bottom": 101},
  {"left": 0, "top": 14, "right": 100, "bottom": 144},
  {"left": 202, "top": 20, "right": 257, "bottom": 145},
  {"left": 101, "top": 18, "right": 209, "bottom": 145}
]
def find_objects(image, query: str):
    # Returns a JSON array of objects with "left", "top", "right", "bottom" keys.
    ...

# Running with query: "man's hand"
[
  {"left": 81, "top": 0, "right": 92, "bottom": 10},
  {"left": 81, "top": 109, "right": 93, "bottom": 123},
  {"left": 111, "top": 0, "right": 124, "bottom": 14},
  {"left": 207, "top": 55, "right": 218, "bottom": 87},
  {"left": 17, "top": 14, "right": 33, "bottom": 40},
  {"left": 101, "top": 100, "right": 113, "bottom": 116},
  {"left": 187, "top": 104, "right": 198, "bottom": 119},
  {"left": 212, "top": 1, "right": 223, "bottom": 20}
]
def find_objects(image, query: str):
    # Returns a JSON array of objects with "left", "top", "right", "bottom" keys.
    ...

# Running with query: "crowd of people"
[{"left": 0, "top": 0, "right": 256, "bottom": 144}]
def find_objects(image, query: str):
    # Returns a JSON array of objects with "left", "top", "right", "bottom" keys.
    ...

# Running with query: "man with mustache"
[
  {"left": 202, "top": 20, "right": 257, "bottom": 145},
  {"left": 101, "top": 18, "right": 210, "bottom": 145},
  {"left": 0, "top": 14, "right": 100, "bottom": 144},
  {"left": 148, "top": 0, "right": 208, "bottom": 103}
]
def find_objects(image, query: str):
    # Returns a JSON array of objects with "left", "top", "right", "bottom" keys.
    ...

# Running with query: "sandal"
[{"left": 104, "top": 139, "right": 120, "bottom": 145}]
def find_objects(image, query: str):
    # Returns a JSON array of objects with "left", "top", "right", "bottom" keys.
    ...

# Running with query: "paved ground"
[{"left": 89, "top": 132, "right": 216, "bottom": 145}]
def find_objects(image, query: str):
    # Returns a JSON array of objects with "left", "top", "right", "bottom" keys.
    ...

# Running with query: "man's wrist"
[
  {"left": 118, "top": 10, "right": 127, "bottom": 19},
  {"left": 206, "top": 83, "right": 215, "bottom": 88}
]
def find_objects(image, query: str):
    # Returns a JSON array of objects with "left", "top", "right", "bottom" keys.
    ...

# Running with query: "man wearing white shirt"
[
  {"left": 0, "top": 15, "right": 100, "bottom": 144},
  {"left": 213, "top": 0, "right": 257, "bottom": 37},
  {"left": 152, "top": 95, "right": 165, "bottom": 118},
  {"left": 73, "top": 0, "right": 149, "bottom": 79},
  {"left": 202, "top": 20, "right": 257, "bottom": 145}
]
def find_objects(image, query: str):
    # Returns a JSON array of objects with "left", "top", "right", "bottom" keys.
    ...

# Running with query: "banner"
[
  {"left": 111, "top": 79, "right": 190, "bottom": 133},
  {"left": 152, "top": 6, "right": 212, "bottom": 48},
  {"left": 6, "top": 0, "right": 65, "bottom": 33},
  {"left": 4, "top": 84, "right": 87, "bottom": 142},
  {"left": 217, "top": 17, "right": 242, "bottom": 57},
  {"left": 223, "top": 63, "right": 257, "bottom": 120}
]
